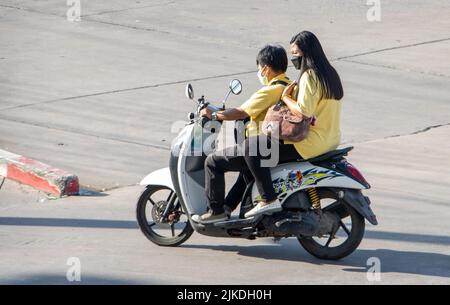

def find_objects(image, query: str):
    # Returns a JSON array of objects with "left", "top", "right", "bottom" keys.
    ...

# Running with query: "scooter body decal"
[
  {"left": 301, "top": 168, "right": 344, "bottom": 187},
  {"left": 272, "top": 168, "right": 343, "bottom": 195},
  {"left": 251, "top": 162, "right": 366, "bottom": 202},
  {"left": 273, "top": 170, "right": 303, "bottom": 194}
]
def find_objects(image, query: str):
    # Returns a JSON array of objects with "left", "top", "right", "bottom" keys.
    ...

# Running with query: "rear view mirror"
[
  {"left": 229, "top": 79, "right": 242, "bottom": 95},
  {"left": 185, "top": 83, "right": 194, "bottom": 100}
]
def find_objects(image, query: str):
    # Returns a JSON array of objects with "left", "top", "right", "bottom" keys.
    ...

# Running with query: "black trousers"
[{"left": 205, "top": 135, "right": 301, "bottom": 214}]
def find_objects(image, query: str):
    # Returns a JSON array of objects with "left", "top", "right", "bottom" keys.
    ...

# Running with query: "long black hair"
[{"left": 290, "top": 31, "right": 343, "bottom": 100}]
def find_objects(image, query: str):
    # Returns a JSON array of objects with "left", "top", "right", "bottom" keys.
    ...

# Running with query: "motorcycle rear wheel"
[{"left": 298, "top": 190, "right": 365, "bottom": 260}]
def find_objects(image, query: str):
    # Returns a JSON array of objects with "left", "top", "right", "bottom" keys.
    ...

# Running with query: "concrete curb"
[{"left": 0, "top": 149, "right": 79, "bottom": 197}]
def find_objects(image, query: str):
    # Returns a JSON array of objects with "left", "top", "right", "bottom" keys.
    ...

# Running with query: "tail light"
[{"left": 345, "top": 163, "right": 370, "bottom": 188}]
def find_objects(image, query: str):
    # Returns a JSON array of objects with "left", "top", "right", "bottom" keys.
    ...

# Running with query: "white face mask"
[{"left": 257, "top": 67, "right": 268, "bottom": 86}]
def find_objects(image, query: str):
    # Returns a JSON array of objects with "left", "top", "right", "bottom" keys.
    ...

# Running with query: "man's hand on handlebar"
[
  {"left": 200, "top": 107, "right": 213, "bottom": 119},
  {"left": 201, "top": 106, "right": 249, "bottom": 121}
]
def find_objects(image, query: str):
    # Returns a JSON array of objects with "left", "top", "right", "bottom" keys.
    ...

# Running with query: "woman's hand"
[{"left": 281, "top": 82, "right": 297, "bottom": 99}]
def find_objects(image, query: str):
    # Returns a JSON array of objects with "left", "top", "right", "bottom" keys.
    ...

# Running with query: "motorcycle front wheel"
[{"left": 136, "top": 185, "right": 193, "bottom": 247}]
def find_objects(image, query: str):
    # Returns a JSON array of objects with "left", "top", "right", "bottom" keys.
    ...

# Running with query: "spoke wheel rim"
[
  {"left": 144, "top": 189, "right": 189, "bottom": 239},
  {"left": 309, "top": 196, "right": 355, "bottom": 249}
]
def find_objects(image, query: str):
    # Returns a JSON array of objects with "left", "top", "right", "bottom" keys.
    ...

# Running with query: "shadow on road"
[
  {"left": 1, "top": 216, "right": 450, "bottom": 245},
  {"left": 78, "top": 188, "right": 110, "bottom": 197},
  {"left": 0, "top": 217, "right": 138, "bottom": 229},
  {"left": 181, "top": 241, "right": 450, "bottom": 279},
  {"left": 365, "top": 230, "right": 450, "bottom": 246},
  {"left": 0, "top": 217, "right": 450, "bottom": 241},
  {"left": 0, "top": 273, "right": 146, "bottom": 285},
  {"left": 340, "top": 248, "right": 450, "bottom": 279},
  {"left": 1, "top": 217, "right": 449, "bottom": 279}
]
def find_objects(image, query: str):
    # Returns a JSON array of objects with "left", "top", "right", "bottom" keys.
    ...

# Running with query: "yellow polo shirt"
[
  {"left": 240, "top": 73, "right": 291, "bottom": 136},
  {"left": 285, "top": 69, "right": 342, "bottom": 159}
]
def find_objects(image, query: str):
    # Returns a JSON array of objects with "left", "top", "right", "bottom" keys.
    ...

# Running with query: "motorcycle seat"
[{"left": 280, "top": 146, "right": 354, "bottom": 164}]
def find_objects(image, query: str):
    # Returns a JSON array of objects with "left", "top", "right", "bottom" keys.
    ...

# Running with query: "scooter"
[{"left": 136, "top": 79, "right": 377, "bottom": 260}]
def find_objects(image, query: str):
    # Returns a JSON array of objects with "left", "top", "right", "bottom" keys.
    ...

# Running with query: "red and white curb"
[{"left": 0, "top": 149, "right": 79, "bottom": 197}]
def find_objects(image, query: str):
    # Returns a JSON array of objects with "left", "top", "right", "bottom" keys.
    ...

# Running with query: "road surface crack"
[
  {"left": 0, "top": 116, "right": 171, "bottom": 151},
  {"left": 341, "top": 59, "right": 450, "bottom": 79},
  {"left": 335, "top": 38, "right": 450, "bottom": 61}
]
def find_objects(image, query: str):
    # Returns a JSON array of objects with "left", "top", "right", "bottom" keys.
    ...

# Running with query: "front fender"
[{"left": 139, "top": 167, "right": 174, "bottom": 190}]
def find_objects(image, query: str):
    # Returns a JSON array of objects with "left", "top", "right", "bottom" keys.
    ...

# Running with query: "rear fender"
[{"left": 341, "top": 189, "right": 378, "bottom": 225}]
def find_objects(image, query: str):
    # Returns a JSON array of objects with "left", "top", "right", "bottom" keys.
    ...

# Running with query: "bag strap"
[
  {"left": 270, "top": 80, "right": 289, "bottom": 87},
  {"left": 293, "top": 73, "right": 302, "bottom": 100},
  {"left": 270, "top": 80, "right": 289, "bottom": 106}
]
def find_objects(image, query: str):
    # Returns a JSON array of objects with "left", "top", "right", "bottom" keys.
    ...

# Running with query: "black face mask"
[{"left": 291, "top": 56, "right": 302, "bottom": 70}]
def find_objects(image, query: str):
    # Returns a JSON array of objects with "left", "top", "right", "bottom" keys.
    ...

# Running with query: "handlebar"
[
  {"left": 187, "top": 93, "right": 224, "bottom": 123},
  {"left": 188, "top": 103, "right": 222, "bottom": 121}
]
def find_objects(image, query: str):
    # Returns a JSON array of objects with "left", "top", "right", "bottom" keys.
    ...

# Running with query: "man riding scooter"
[{"left": 192, "top": 44, "right": 296, "bottom": 224}]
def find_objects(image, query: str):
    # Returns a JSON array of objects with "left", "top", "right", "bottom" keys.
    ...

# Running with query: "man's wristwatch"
[{"left": 211, "top": 111, "right": 219, "bottom": 121}]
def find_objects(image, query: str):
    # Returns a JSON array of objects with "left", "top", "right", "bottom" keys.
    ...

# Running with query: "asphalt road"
[
  {"left": 1, "top": 0, "right": 450, "bottom": 285},
  {"left": 1, "top": 0, "right": 449, "bottom": 190},
  {"left": 1, "top": 124, "right": 449, "bottom": 285}
]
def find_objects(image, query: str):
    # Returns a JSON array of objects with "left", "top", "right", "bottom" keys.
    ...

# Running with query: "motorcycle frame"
[{"left": 140, "top": 119, "right": 374, "bottom": 237}]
